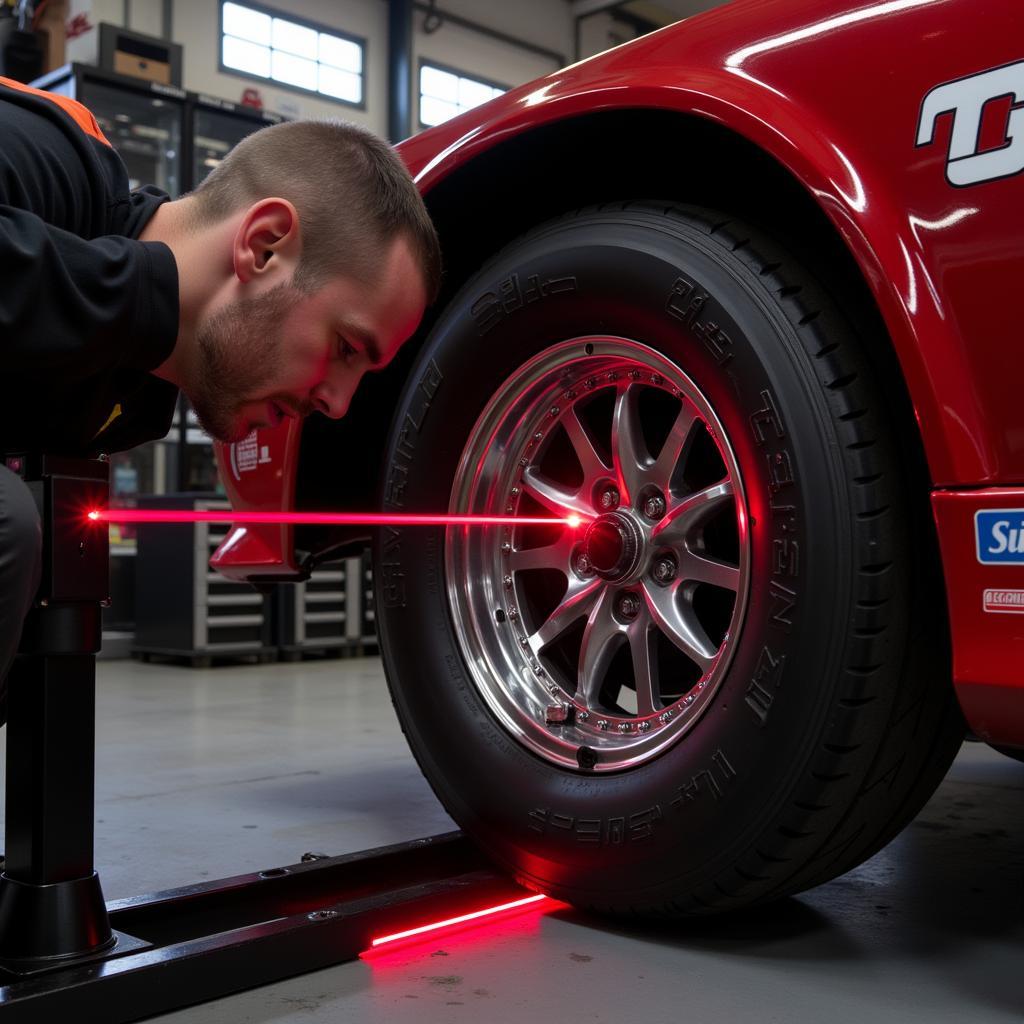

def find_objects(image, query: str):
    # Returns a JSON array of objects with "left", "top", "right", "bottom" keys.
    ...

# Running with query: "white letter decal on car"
[
  {"left": 989, "top": 520, "right": 1009, "bottom": 554},
  {"left": 917, "top": 59, "right": 1024, "bottom": 186}
]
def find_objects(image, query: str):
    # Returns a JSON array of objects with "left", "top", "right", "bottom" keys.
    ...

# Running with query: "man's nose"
[{"left": 311, "top": 372, "right": 357, "bottom": 419}]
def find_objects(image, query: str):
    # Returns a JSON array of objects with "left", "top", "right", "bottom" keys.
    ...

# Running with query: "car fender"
[{"left": 401, "top": 0, "right": 1022, "bottom": 488}]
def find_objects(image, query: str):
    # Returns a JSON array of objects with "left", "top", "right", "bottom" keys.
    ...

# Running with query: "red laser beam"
[
  {"left": 362, "top": 893, "right": 556, "bottom": 955},
  {"left": 87, "top": 510, "right": 585, "bottom": 529}
]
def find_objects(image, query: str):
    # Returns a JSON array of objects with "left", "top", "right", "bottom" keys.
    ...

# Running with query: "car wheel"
[{"left": 376, "top": 203, "right": 964, "bottom": 915}]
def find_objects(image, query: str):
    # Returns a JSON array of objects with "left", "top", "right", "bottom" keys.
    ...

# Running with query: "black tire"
[{"left": 376, "top": 203, "right": 964, "bottom": 916}]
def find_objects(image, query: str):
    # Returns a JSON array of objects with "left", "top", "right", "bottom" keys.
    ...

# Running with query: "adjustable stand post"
[
  {"left": 0, "top": 458, "right": 530, "bottom": 1021},
  {"left": 0, "top": 454, "right": 114, "bottom": 964}
]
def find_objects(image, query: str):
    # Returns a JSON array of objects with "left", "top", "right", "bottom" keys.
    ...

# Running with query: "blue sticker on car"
[{"left": 975, "top": 509, "right": 1024, "bottom": 564}]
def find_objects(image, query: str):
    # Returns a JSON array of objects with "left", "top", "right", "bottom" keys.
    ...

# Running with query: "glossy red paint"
[
  {"left": 210, "top": 418, "right": 301, "bottom": 580},
  {"left": 400, "top": 0, "right": 1023, "bottom": 488},
  {"left": 932, "top": 489, "right": 1024, "bottom": 748},
  {"left": 212, "top": 0, "right": 1023, "bottom": 741}
]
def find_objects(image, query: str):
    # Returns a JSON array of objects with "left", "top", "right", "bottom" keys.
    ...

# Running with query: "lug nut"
[
  {"left": 617, "top": 593, "right": 641, "bottom": 620},
  {"left": 643, "top": 494, "right": 666, "bottom": 520},
  {"left": 503, "top": 575, "right": 513, "bottom": 588},
  {"left": 545, "top": 704, "right": 573, "bottom": 725},
  {"left": 598, "top": 487, "right": 620, "bottom": 511},
  {"left": 652, "top": 556, "right": 677, "bottom": 584},
  {"left": 576, "top": 552, "right": 593, "bottom": 575}
]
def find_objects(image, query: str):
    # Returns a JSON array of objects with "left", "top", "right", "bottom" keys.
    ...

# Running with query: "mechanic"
[{"left": 0, "top": 75, "right": 441, "bottom": 720}]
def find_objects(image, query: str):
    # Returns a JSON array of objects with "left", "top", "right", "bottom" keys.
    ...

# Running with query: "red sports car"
[{"left": 212, "top": 0, "right": 1024, "bottom": 915}]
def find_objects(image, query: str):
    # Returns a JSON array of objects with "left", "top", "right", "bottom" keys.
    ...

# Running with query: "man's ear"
[{"left": 232, "top": 198, "right": 301, "bottom": 284}]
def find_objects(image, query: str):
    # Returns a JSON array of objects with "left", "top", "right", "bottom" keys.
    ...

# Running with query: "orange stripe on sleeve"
[{"left": 0, "top": 75, "right": 112, "bottom": 147}]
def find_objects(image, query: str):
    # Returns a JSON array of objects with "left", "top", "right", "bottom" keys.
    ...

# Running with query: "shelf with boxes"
[
  {"left": 275, "top": 554, "right": 378, "bottom": 660},
  {"left": 133, "top": 494, "right": 275, "bottom": 667}
]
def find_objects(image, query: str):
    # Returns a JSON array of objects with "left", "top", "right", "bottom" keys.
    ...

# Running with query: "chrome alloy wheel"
[{"left": 446, "top": 337, "right": 750, "bottom": 772}]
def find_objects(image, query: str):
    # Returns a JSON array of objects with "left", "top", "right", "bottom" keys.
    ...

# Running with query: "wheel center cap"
[{"left": 584, "top": 512, "right": 643, "bottom": 581}]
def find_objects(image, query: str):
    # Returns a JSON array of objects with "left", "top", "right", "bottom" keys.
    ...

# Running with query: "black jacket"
[{"left": 0, "top": 76, "right": 180, "bottom": 457}]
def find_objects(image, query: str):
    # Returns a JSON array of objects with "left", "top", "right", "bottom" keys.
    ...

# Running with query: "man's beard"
[{"left": 186, "top": 281, "right": 302, "bottom": 443}]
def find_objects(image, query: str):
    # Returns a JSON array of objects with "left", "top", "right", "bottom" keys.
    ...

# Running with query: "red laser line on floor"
[
  {"left": 361, "top": 893, "right": 559, "bottom": 956},
  {"left": 86, "top": 510, "right": 585, "bottom": 528}
]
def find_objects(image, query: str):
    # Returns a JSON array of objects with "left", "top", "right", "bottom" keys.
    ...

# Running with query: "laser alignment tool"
[{"left": 0, "top": 452, "right": 566, "bottom": 1021}]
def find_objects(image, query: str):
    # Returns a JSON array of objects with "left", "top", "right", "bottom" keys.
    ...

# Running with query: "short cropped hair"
[{"left": 189, "top": 119, "right": 441, "bottom": 302}]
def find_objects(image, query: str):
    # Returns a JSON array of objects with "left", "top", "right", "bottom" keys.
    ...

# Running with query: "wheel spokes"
[
  {"left": 611, "top": 384, "right": 648, "bottom": 505},
  {"left": 562, "top": 405, "right": 609, "bottom": 488},
  {"left": 510, "top": 532, "right": 577, "bottom": 575},
  {"left": 530, "top": 575, "right": 603, "bottom": 650},
  {"left": 642, "top": 580, "right": 717, "bottom": 674},
  {"left": 649, "top": 401, "right": 701, "bottom": 494},
  {"left": 577, "top": 590, "right": 624, "bottom": 705},
  {"left": 627, "top": 616, "right": 659, "bottom": 716},
  {"left": 479, "top": 349, "right": 746, "bottom": 752},
  {"left": 681, "top": 551, "right": 740, "bottom": 592},
  {"left": 652, "top": 479, "right": 735, "bottom": 549},
  {"left": 522, "top": 466, "right": 592, "bottom": 518}
]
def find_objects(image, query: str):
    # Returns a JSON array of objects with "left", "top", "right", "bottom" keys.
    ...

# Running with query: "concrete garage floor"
[{"left": 2, "top": 657, "right": 1021, "bottom": 1023}]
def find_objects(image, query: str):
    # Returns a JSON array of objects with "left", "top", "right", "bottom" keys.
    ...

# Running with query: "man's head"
[{"left": 165, "top": 119, "right": 440, "bottom": 443}]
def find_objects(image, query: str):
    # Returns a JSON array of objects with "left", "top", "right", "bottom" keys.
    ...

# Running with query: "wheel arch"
[{"left": 298, "top": 107, "right": 930, "bottom": 527}]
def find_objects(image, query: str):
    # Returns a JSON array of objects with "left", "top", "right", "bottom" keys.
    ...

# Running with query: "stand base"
[
  {"left": 0, "top": 833, "right": 534, "bottom": 1023},
  {"left": 0, "top": 931, "right": 150, "bottom": 977},
  {"left": 0, "top": 872, "right": 112, "bottom": 961}
]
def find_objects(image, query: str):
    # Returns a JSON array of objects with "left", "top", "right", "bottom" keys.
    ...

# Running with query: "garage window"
[
  {"left": 419, "top": 62, "right": 506, "bottom": 128},
  {"left": 220, "top": 1, "right": 365, "bottom": 107}
]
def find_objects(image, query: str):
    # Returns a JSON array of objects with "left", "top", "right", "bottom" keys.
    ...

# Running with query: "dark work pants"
[{"left": 0, "top": 464, "right": 42, "bottom": 722}]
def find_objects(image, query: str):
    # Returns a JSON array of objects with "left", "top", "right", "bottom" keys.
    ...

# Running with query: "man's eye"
[{"left": 338, "top": 338, "right": 357, "bottom": 361}]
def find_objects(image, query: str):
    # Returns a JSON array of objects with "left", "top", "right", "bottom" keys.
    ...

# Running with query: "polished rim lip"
[{"left": 445, "top": 337, "right": 750, "bottom": 773}]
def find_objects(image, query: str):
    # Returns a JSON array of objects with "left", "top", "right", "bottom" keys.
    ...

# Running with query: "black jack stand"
[
  {"left": 0, "top": 455, "right": 527, "bottom": 1022},
  {"left": 0, "top": 454, "right": 117, "bottom": 966}
]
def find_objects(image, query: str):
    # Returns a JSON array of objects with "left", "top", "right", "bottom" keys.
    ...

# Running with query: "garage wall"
[
  {"left": 413, "top": 4, "right": 566, "bottom": 129},
  {"left": 59, "top": 1, "right": 650, "bottom": 138},
  {"left": 124, "top": 0, "right": 163, "bottom": 39},
  {"left": 577, "top": 11, "right": 641, "bottom": 60},
  {"left": 433, "top": 0, "right": 574, "bottom": 64}
]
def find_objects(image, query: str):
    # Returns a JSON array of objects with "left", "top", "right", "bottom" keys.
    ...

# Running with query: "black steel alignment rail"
[{"left": 0, "top": 832, "right": 524, "bottom": 1022}]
